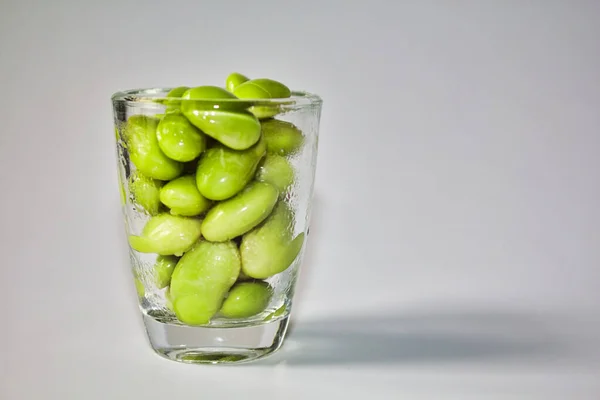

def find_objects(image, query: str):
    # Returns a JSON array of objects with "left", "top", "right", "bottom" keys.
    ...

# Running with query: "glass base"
[{"left": 142, "top": 312, "right": 290, "bottom": 364}]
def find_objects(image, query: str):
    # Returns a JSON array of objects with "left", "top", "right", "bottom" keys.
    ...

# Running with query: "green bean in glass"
[{"left": 112, "top": 77, "right": 322, "bottom": 365}]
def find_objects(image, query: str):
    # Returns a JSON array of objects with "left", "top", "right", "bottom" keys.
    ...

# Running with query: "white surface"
[{"left": 1, "top": 0, "right": 599, "bottom": 398}]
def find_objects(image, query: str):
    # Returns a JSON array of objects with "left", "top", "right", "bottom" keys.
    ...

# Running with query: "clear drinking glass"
[{"left": 111, "top": 87, "right": 322, "bottom": 364}]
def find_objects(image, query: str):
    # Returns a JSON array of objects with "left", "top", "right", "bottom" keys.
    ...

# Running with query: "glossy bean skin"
[
  {"left": 240, "top": 202, "right": 305, "bottom": 279},
  {"left": 129, "top": 171, "right": 163, "bottom": 215},
  {"left": 196, "top": 136, "right": 266, "bottom": 201},
  {"left": 261, "top": 119, "right": 304, "bottom": 156},
  {"left": 124, "top": 115, "right": 183, "bottom": 180},
  {"left": 226, "top": 72, "right": 249, "bottom": 92},
  {"left": 164, "top": 86, "right": 189, "bottom": 111},
  {"left": 256, "top": 154, "right": 294, "bottom": 193},
  {"left": 220, "top": 281, "right": 272, "bottom": 318},
  {"left": 128, "top": 214, "right": 202, "bottom": 256},
  {"left": 201, "top": 182, "right": 279, "bottom": 242},
  {"left": 180, "top": 88, "right": 261, "bottom": 150},
  {"left": 186, "top": 110, "right": 261, "bottom": 150},
  {"left": 169, "top": 240, "right": 241, "bottom": 325},
  {"left": 233, "top": 78, "right": 291, "bottom": 119},
  {"left": 156, "top": 112, "right": 207, "bottom": 162},
  {"left": 167, "top": 86, "right": 189, "bottom": 97},
  {"left": 181, "top": 86, "right": 241, "bottom": 110},
  {"left": 159, "top": 175, "right": 212, "bottom": 216},
  {"left": 154, "top": 255, "right": 178, "bottom": 289},
  {"left": 233, "top": 78, "right": 291, "bottom": 99}
]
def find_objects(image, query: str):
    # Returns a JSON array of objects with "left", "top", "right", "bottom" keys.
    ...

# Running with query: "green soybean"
[
  {"left": 182, "top": 110, "right": 261, "bottom": 150},
  {"left": 164, "top": 86, "right": 189, "bottom": 111},
  {"left": 180, "top": 86, "right": 261, "bottom": 149},
  {"left": 261, "top": 119, "right": 304, "bottom": 156},
  {"left": 159, "top": 175, "right": 212, "bottom": 216},
  {"left": 166, "top": 86, "right": 189, "bottom": 99},
  {"left": 233, "top": 78, "right": 291, "bottom": 99},
  {"left": 156, "top": 112, "right": 207, "bottom": 162},
  {"left": 220, "top": 281, "right": 272, "bottom": 318},
  {"left": 129, "top": 171, "right": 163, "bottom": 215},
  {"left": 128, "top": 214, "right": 202, "bottom": 256},
  {"left": 196, "top": 137, "right": 266, "bottom": 201},
  {"left": 124, "top": 115, "right": 183, "bottom": 180},
  {"left": 154, "top": 255, "right": 178, "bottom": 289},
  {"left": 170, "top": 240, "right": 241, "bottom": 325},
  {"left": 233, "top": 78, "right": 291, "bottom": 119},
  {"left": 240, "top": 202, "right": 305, "bottom": 279},
  {"left": 256, "top": 154, "right": 294, "bottom": 193},
  {"left": 226, "top": 72, "right": 250, "bottom": 92},
  {"left": 182, "top": 86, "right": 239, "bottom": 105},
  {"left": 168, "top": 86, "right": 189, "bottom": 96},
  {"left": 201, "top": 182, "right": 279, "bottom": 242}
]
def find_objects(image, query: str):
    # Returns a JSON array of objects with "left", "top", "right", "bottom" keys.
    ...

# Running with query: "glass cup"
[{"left": 111, "top": 87, "right": 322, "bottom": 364}]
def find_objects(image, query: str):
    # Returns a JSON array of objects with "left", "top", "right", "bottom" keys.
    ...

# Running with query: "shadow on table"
[{"left": 256, "top": 309, "right": 571, "bottom": 366}]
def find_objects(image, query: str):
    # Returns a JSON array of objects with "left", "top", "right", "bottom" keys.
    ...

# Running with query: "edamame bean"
[
  {"left": 156, "top": 112, "right": 207, "bottom": 162},
  {"left": 167, "top": 86, "right": 190, "bottom": 97},
  {"left": 182, "top": 85, "right": 239, "bottom": 105},
  {"left": 201, "top": 182, "right": 279, "bottom": 242},
  {"left": 170, "top": 240, "right": 241, "bottom": 325},
  {"left": 128, "top": 214, "right": 202, "bottom": 256},
  {"left": 233, "top": 78, "right": 291, "bottom": 99},
  {"left": 129, "top": 171, "right": 163, "bottom": 215},
  {"left": 159, "top": 175, "right": 212, "bottom": 216},
  {"left": 233, "top": 78, "right": 291, "bottom": 119},
  {"left": 261, "top": 119, "right": 304, "bottom": 156},
  {"left": 220, "top": 281, "right": 272, "bottom": 318},
  {"left": 226, "top": 72, "right": 250, "bottom": 92},
  {"left": 124, "top": 115, "right": 183, "bottom": 180},
  {"left": 196, "top": 137, "right": 266, "bottom": 201},
  {"left": 154, "top": 255, "right": 178, "bottom": 289},
  {"left": 240, "top": 202, "right": 305, "bottom": 279},
  {"left": 180, "top": 86, "right": 262, "bottom": 149},
  {"left": 256, "top": 154, "right": 294, "bottom": 193},
  {"left": 164, "top": 86, "right": 189, "bottom": 111}
]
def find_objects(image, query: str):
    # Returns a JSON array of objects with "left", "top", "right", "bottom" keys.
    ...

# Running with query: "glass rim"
[{"left": 111, "top": 87, "right": 323, "bottom": 107}]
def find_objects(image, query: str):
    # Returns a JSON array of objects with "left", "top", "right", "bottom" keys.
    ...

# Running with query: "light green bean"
[
  {"left": 124, "top": 115, "right": 183, "bottom": 180},
  {"left": 220, "top": 281, "right": 272, "bottom": 318},
  {"left": 196, "top": 136, "right": 266, "bottom": 201},
  {"left": 240, "top": 202, "right": 305, "bottom": 279},
  {"left": 128, "top": 214, "right": 202, "bottom": 256},
  {"left": 170, "top": 240, "right": 241, "bottom": 325},
  {"left": 201, "top": 182, "right": 279, "bottom": 242},
  {"left": 159, "top": 175, "right": 212, "bottom": 216}
]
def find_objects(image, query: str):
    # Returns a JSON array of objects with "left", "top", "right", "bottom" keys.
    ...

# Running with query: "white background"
[{"left": 1, "top": 0, "right": 599, "bottom": 398}]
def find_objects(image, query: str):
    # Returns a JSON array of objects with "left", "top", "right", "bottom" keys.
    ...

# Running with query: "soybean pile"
[{"left": 119, "top": 73, "right": 306, "bottom": 325}]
